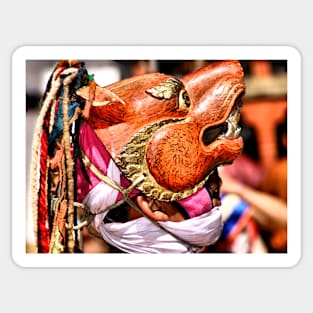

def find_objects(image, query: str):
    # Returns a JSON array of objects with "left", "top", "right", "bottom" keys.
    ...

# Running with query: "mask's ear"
[{"left": 135, "top": 195, "right": 169, "bottom": 222}]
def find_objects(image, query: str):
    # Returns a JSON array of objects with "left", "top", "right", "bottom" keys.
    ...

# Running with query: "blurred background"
[{"left": 26, "top": 59, "right": 287, "bottom": 253}]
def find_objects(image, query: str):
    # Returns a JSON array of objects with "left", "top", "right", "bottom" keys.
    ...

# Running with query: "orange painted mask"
[{"left": 76, "top": 60, "right": 245, "bottom": 202}]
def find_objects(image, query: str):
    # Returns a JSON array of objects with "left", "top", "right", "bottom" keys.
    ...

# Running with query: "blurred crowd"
[{"left": 208, "top": 112, "right": 287, "bottom": 253}]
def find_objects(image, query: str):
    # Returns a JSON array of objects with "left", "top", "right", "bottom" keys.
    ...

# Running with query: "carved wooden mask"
[{"left": 76, "top": 60, "right": 245, "bottom": 201}]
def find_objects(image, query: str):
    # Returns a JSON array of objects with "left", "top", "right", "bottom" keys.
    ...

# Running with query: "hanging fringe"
[
  {"left": 31, "top": 66, "right": 64, "bottom": 252},
  {"left": 61, "top": 72, "right": 77, "bottom": 253},
  {"left": 31, "top": 60, "right": 93, "bottom": 253}
]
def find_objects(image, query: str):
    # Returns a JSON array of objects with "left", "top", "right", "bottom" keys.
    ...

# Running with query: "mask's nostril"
[{"left": 202, "top": 123, "right": 227, "bottom": 146}]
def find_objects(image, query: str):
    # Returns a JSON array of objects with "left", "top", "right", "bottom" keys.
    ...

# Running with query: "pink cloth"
[
  {"left": 178, "top": 187, "right": 212, "bottom": 218},
  {"left": 75, "top": 121, "right": 138, "bottom": 203}
]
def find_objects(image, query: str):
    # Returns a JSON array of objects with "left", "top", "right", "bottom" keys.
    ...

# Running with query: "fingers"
[
  {"left": 206, "top": 168, "right": 222, "bottom": 207},
  {"left": 135, "top": 196, "right": 169, "bottom": 222}
]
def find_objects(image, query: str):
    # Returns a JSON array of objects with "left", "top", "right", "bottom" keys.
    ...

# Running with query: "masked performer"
[{"left": 31, "top": 59, "right": 245, "bottom": 253}]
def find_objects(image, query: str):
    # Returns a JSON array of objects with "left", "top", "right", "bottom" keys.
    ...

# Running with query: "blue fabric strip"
[{"left": 221, "top": 196, "right": 249, "bottom": 240}]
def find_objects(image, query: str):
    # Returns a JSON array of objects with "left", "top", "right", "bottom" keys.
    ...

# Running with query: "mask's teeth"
[
  {"left": 216, "top": 102, "right": 242, "bottom": 140},
  {"left": 235, "top": 127, "right": 241, "bottom": 138},
  {"left": 223, "top": 107, "right": 241, "bottom": 139}
]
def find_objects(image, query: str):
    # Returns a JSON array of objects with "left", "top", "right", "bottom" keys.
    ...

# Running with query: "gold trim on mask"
[
  {"left": 146, "top": 78, "right": 183, "bottom": 99},
  {"left": 115, "top": 118, "right": 210, "bottom": 201}
]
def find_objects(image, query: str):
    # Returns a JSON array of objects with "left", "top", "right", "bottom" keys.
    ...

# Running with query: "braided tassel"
[
  {"left": 37, "top": 120, "right": 50, "bottom": 252},
  {"left": 31, "top": 67, "right": 63, "bottom": 253},
  {"left": 62, "top": 72, "right": 78, "bottom": 253}
]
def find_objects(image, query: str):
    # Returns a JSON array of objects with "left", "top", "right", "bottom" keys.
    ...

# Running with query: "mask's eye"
[{"left": 178, "top": 90, "right": 191, "bottom": 109}]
